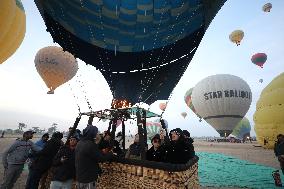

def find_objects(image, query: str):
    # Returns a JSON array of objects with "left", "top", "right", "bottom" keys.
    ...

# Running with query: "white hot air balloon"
[
  {"left": 262, "top": 3, "right": 272, "bottom": 12},
  {"left": 192, "top": 74, "right": 252, "bottom": 137},
  {"left": 35, "top": 46, "right": 78, "bottom": 94}
]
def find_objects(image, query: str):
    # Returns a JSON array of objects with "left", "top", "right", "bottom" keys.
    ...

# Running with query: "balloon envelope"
[
  {"left": 251, "top": 53, "right": 267, "bottom": 68},
  {"left": 254, "top": 72, "right": 284, "bottom": 149},
  {"left": 181, "top": 112, "right": 187, "bottom": 118},
  {"left": 0, "top": 0, "right": 25, "bottom": 64},
  {"left": 229, "top": 30, "right": 244, "bottom": 46},
  {"left": 262, "top": 3, "right": 272, "bottom": 12},
  {"left": 231, "top": 117, "right": 251, "bottom": 139},
  {"left": 159, "top": 103, "right": 167, "bottom": 111},
  {"left": 184, "top": 88, "right": 201, "bottom": 119},
  {"left": 35, "top": 0, "right": 227, "bottom": 104},
  {"left": 146, "top": 120, "right": 162, "bottom": 144},
  {"left": 34, "top": 46, "right": 78, "bottom": 93},
  {"left": 192, "top": 74, "right": 252, "bottom": 137}
]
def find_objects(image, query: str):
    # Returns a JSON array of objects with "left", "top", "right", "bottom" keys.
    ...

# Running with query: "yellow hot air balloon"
[
  {"left": 0, "top": 0, "right": 26, "bottom": 64},
  {"left": 229, "top": 30, "right": 244, "bottom": 46},
  {"left": 254, "top": 72, "right": 284, "bottom": 149},
  {"left": 34, "top": 46, "right": 78, "bottom": 94}
]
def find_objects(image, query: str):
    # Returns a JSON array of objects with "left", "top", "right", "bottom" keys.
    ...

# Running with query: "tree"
[
  {"left": 47, "top": 123, "right": 58, "bottom": 134},
  {"left": 32, "top": 127, "right": 40, "bottom": 134},
  {"left": 18, "top": 123, "right": 27, "bottom": 131}
]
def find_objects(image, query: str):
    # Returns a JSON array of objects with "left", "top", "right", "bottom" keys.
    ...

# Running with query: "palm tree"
[{"left": 18, "top": 123, "right": 27, "bottom": 131}]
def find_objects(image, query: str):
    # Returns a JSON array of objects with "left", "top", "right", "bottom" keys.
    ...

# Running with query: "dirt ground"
[{"left": 0, "top": 137, "right": 279, "bottom": 189}]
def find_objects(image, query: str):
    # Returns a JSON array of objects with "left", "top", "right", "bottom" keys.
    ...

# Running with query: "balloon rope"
[
  {"left": 76, "top": 74, "right": 93, "bottom": 112},
  {"left": 68, "top": 83, "right": 82, "bottom": 114}
]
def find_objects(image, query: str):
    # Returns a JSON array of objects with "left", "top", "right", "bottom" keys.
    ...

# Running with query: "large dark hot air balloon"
[{"left": 35, "top": 0, "right": 226, "bottom": 104}]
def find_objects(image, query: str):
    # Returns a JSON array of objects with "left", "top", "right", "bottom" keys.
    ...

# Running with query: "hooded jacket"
[
  {"left": 2, "top": 139, "right": 41, "bottom": 166},
  {"left": 75, "top": 125, "right": 113, "bottom": 183}
]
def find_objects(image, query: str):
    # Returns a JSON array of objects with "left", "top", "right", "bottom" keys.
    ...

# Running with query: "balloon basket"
[{"left": 41, "top": 157, "right": 199, "bottom": 189}]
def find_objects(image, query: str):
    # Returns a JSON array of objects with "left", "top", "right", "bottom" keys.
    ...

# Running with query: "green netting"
[{"left": 197, "top": 152, "right": 283, "bottom": 189}]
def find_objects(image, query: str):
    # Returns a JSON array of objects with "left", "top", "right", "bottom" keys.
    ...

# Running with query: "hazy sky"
[{"left": 0, "top": 0, "right": 283, "bottom": 136}]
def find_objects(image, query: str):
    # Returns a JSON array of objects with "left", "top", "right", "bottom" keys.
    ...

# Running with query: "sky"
[{"left": 0, "top": 0, "right": 283, "bottom": 136}]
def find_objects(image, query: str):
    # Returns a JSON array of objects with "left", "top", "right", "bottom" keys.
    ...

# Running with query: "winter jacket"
[
  {"left": 31, "top": 138, "right": 63, "bottom": 172},
  {"left": 275, "top": 141, "right": 284, "bottom": 157},
  {"left": 164, "top": 139, "right": 193, "bottom": 164},
  {"left": 125, "top": 142, "right": 142, "bottom": 160},
  {"left": 2, "top": 139, "right": 41, "bottom": 166},
  {"left": 52, "top": 146, "right": 76, "bottom": 182},
  {"left": 184, "top": 137, "right": 196, "bottom": 159},
  {"left": 146, "top": 146, "right": 165, "bottom": 162},
  {"left": 34, "top": 139, "right": 47, "bottom": 149},
  {"left": 75, "top": 139, "right": 113, "bottom": 183}
]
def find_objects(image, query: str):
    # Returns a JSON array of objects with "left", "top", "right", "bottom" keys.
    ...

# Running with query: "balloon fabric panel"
[{"left": 254, "top": 72, "right": 284, "bottom": 149}]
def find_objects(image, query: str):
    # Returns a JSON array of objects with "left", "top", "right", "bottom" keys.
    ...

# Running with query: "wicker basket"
[
  {"left": 42, "top": 157, "right": 199, "bottom": 189},
  {"left": 96, "top": 159, "right": 199, "bottom": 189}
]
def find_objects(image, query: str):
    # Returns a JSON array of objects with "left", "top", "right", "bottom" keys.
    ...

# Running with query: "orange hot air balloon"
[{"left": 159, "top": 103, "right": 167, "bottom": 111}]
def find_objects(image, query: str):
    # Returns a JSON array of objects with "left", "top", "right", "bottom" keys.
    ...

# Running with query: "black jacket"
[
  {"left": 75, "top": 139, "right": 112, "bottom": 183},
  {"left": 184, "top": 137, "right": 195, "bottom": 160},
  {"left": 31, "top": 138, "right": 62, "bottom": 172},
  {"left": 274, "top": 141, "right": 284, "bottom": 156},
  {"left": 52, "top": 146, "right": 76, "bottom": 181},
  {"left": 164, "top": 139, "right": 194, "bottom": 164},
  {"left": 146, "top": 146, "right": 165, "bottom": 162}
]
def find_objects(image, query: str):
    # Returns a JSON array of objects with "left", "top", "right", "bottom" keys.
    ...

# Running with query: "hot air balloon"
[
  {"left": 192, "top": 74, "right": 252, "bottom": 137},
  {"left": 254, "top": 72, "right": 284, "bottom": 149},
  {"left": 35, "top": 0, "right": 227, "bottom": 104},
  {"left": 262, "top": 3, "right": 272, "bottom": 12},
  {"left": 229, "top": 30, "right": 244, "bottom": 46},
  {"left": 159, "top": 103, "right": 167, "bottom": 111},
  {"left": 181, "top": 112, "right": 187, "bottom": 119},
  {"left": 251, "top": 53, "right": 267, "bottom": 68},
  {"left": 259, "top": 79, "right": 263, "bottom": 83},
  {"left": 184, "top": 88, "right": 202, "bottom": 120},
  {"left": 34, "top": 46, "right": 78, "bottom": 94},
  {"left": 146, "top": 120, "right": 162, "bottom": 144},
  {"left": 0, "top": 0, "right": 25, "bottom": 64},
  {"left": 231, "top": 117, "right": 251, "bottom": 139}
]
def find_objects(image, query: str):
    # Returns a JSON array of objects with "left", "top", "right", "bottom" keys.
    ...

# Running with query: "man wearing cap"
[
  {"left": 1, "top": 130, "right": 40, "bottom": 189},
  {"left": 76, "top": 125, "right": 113, "bottom": 189}
]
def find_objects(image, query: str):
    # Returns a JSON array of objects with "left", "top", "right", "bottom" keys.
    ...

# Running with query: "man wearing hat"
[{"left": 1, "top": 130, "right": 40, "bottom": 189}]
